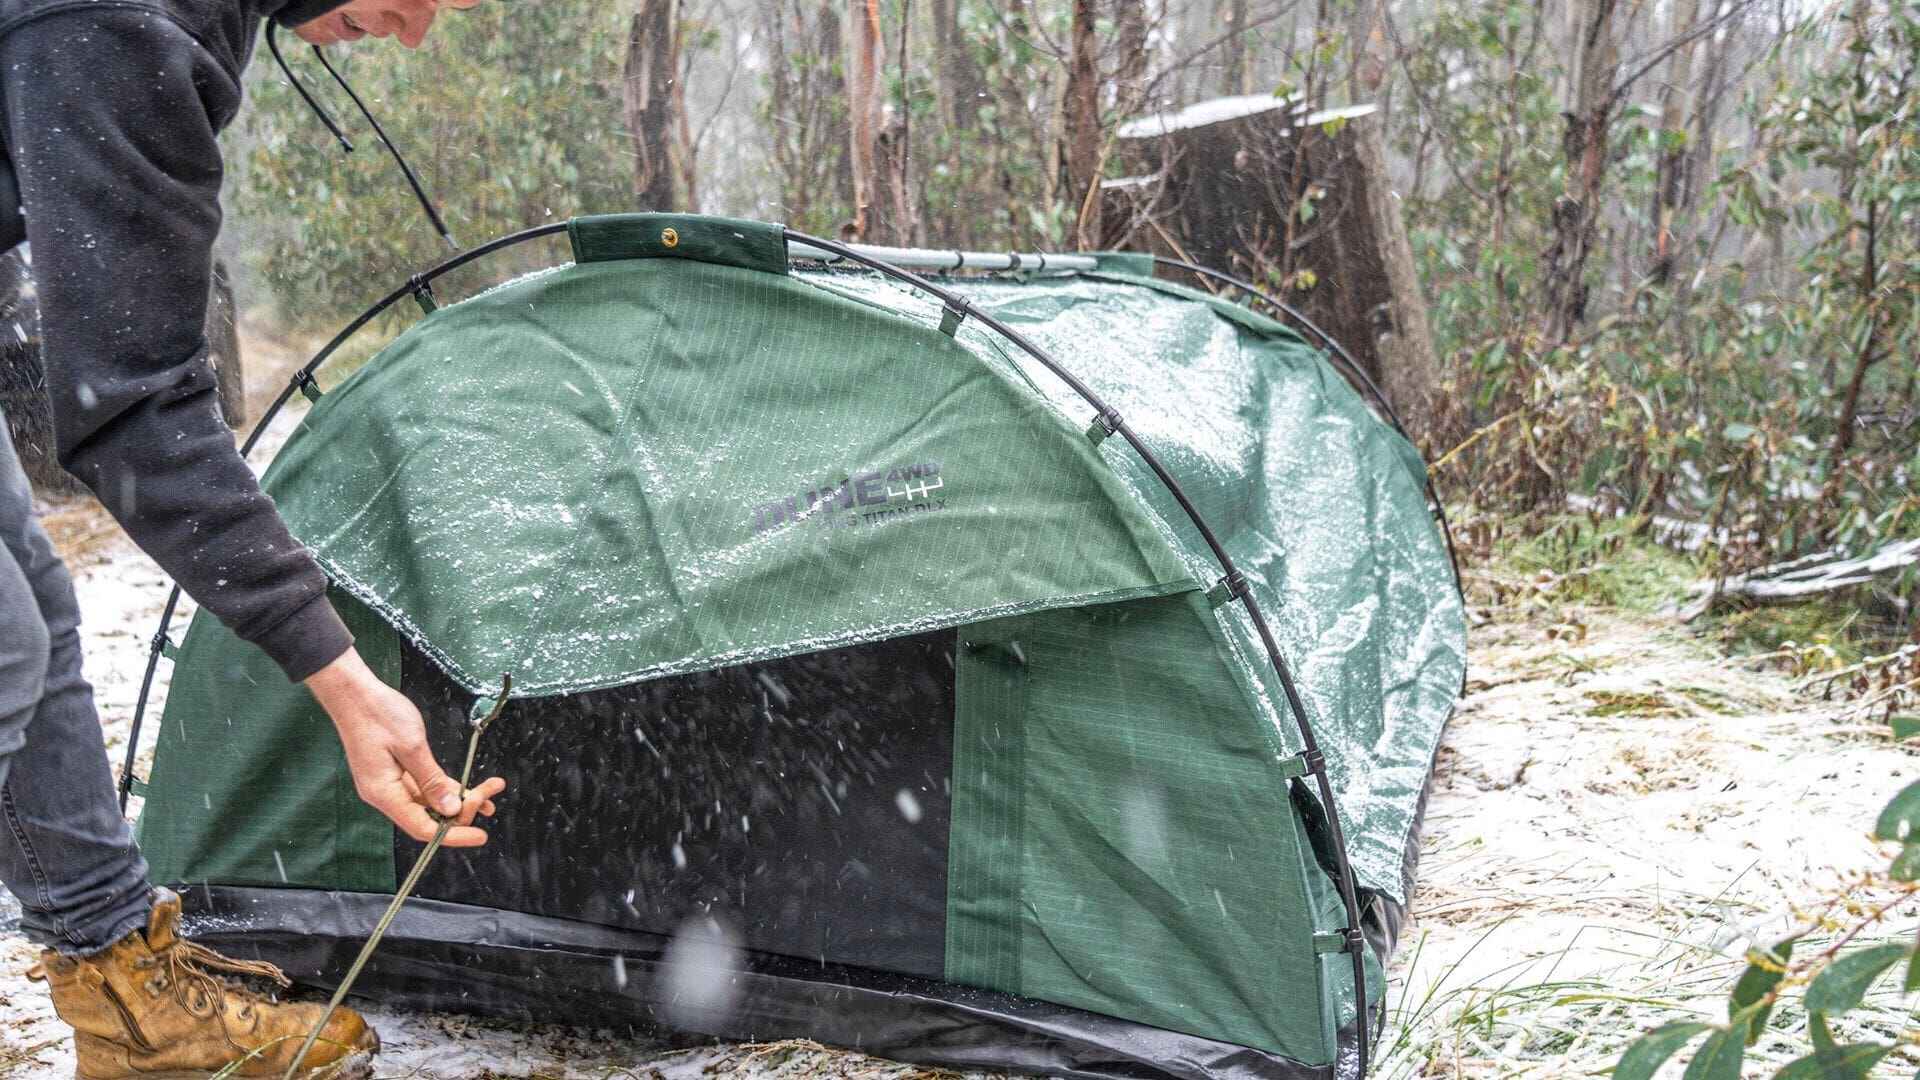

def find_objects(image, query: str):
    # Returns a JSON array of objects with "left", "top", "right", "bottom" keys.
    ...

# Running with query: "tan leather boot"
[{"left": 27, "top": 889, "right": 377, "bottom": 1080}]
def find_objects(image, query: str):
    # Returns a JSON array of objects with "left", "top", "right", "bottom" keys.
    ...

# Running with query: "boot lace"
[{"left": 133, "top": 938, "right": 293, "bottom": 1020}]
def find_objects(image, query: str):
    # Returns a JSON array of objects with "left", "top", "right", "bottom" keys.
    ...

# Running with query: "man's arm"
[{"left": 0, "top": 10, "right": 499, "bottom": 843}]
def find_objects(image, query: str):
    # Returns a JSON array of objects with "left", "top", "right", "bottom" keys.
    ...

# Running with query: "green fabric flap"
[
  {"left": 567, "top": 213, "right": 789, "bottom": 275},
  {"left": 949, "top": 591, "right": 1333, "bottom": 1064},
  {"left": 136, "top": 590, "right": 397, "bottom": 893},
  {"left": 263, "top": 257, "right": 1196, "bottom": 698}
]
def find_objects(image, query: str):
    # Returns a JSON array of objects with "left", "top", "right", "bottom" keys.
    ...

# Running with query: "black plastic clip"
[
  {"left": 939, "top": 296, "right": 971, "bottom": 338},
  {"left": 1207, "top": 570, "right": 1250, "bottom": 608},
  {"left": 1300, "top": 747, "right": 1327, "bottom": 775},
  {"left": 291, "top": 369, "right": 323, "bottom": 403},
  {"left": 1085, "top": 406, "right": 1122, "bottom": 446},
  {"left": 1341, "top": 927, "right": 1366, "bottom": 954},
  {"left": 150, "top": 631, "right": 177, "bottom": 660},
  {"left": 409, "top": 274, "right": 438, "bottom": 314}
]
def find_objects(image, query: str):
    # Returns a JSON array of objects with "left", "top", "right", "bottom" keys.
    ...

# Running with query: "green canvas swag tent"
[{"left": 126, "top": 214, "right": 1466, "bottom": 1080}]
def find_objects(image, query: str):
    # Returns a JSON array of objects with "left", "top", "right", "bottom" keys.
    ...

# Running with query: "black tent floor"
[{"left": 177, "top": 886, "right": 1362, "bottom": 1080}]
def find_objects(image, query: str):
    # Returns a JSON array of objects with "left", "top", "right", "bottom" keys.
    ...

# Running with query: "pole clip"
[
  {"left": 1342, "top": 927, "right": 1366, "bottom": 954},
  {"left": 409, "top": 274, "right": 438, "bottom": 314},
  {"left": 1207, "top": 570, "right": 1251, "bottom": 608},
  {"left": 938, "top": 296, "right": 971, "bottom": 337},
  {"left": 150, "top": 631, "right": 177, "bottom": 660},
  {"left": 1085, "top": 406, "right": 1123, "bottom": 446},
  {"left": 1300, "top": 747, "right": 1327, "bottom": 775},
  {"left": 291, "top": 369, "right": 323, "bottom": 403}
]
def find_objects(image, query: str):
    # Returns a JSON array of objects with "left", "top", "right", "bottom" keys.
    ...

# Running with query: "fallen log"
[{"left": 1681, "top": 537, "right": 1920, "bottom": 621}]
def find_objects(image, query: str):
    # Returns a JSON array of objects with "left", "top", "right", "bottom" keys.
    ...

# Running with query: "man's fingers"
[
  {"left": 439, "top": 824, "right": 491, "bottom": 848},
  {"left": 372, "top": 789, "right": 443, "bottom": 843},
  {"left": 394, "top": 739, "right": 463, "bottom": 816},
  {"left": 450, "top": 776, "right": 507, "bottom": 826}
]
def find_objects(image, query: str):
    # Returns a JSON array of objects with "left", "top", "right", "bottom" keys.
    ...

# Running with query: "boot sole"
[{"left": 75, "top": 1042, "right": 378, "bottom": 1080}]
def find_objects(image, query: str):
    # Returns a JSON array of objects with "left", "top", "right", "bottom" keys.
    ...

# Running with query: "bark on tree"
[
  {"left": 624, "top": 0, "right": 696, "bottom": 211},
  {"left": 845, "top": 0, "right": 883, "bottom": 239},
  {"left": 1114, "top": 0, "right": 1150, "bottom": 113},
  {"left": 1649, "top": 0, "right": 1703, "bottom": 284},
  {"left": 930, "top": 0, "right": 983, "bottom": 131},
  {"left": 1540, "top": 0, "right": 1620, "bottom": 344},
  {"left": 1221, "top": 0, "right": 1250, "bottom": 94},
  {"left": 1064, "top": 0, "right": 1104, "bottom": 248}
]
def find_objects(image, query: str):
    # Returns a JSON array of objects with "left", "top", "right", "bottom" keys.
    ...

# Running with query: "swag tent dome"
[{"left": 127, "top": 214, "right": 1466, "bottom": 1080}]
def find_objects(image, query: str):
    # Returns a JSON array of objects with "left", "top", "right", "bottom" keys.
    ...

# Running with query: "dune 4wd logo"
[{"left": 750, "top": 462, "right": 947, "bottom": 535}]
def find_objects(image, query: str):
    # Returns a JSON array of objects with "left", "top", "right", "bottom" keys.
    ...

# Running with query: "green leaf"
[
  {"left": 1892, "top": 842, "right": 1920, "bottom": 882},
  {"left": 1908, "top": 935, "right": 1920, "bottom": 993},
  {"left": 1775, "top": 1042, "right": 1895, "bottom": 1079},
  {"left": 1614, "top": 1022, "right": 1713, "bottom": 1080},
  {"left": 1810, "top": 1013, "right": 1838, "bottom": 1055},
  {"left": 1874, "top": 779, "right": 1920, "bottom": 842},
  {"left": 1722, "top": 422, "right": 1758, "bottom": 441},
  {"left": 1730, "top": 939, "right": 1794, "bottom": 1043},
  {"left": 1681, "top": 1025, "right": 1745, "bottom": 1080},
  {"left": 1805, "top": 943, "right": 1910, "bottom": 1016}
]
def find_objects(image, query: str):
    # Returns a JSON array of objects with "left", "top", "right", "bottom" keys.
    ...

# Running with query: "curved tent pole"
[
  {"left": 1150, "top": 257, "right": 1464, "bottom": 606},
  {"left": 118, "top": 223, "right": 569, "bottom": 813},
  {"left": 782, "top": 229, "right": 1376, "bottom": 1077},
  {"left": 123, "top": 219, "right": 1377, "bottom": 1075}
]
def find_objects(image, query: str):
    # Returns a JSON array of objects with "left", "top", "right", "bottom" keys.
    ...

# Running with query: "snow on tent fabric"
[{"left": 133, "top": 214, "right": 1466, "bottom": 1080}]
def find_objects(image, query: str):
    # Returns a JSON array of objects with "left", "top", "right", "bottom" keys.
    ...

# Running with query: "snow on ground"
[
  {"left": 1376, "top": 609, "right": 1912, "bottom": 1076},
  {"left": 0, "top": 333, "right": 1907, "bottom": 1078}
]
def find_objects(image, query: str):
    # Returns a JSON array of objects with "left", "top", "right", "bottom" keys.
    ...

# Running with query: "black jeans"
[{"left": 0, "top": 416, "right": 151, "bottom": 954}]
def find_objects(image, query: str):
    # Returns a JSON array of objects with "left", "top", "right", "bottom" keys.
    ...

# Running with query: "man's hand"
[{"left": 305, "top": 648, "right": 506, "bottom": 846}]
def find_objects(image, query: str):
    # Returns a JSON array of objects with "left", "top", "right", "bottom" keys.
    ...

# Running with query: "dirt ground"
[{"left": 0, "top": 330, "right": 1910, "bottom": 1078}]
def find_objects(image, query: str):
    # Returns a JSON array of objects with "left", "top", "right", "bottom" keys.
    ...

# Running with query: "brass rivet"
[{"left": 661, "top": 227, "right": 680, "bottom": 249}]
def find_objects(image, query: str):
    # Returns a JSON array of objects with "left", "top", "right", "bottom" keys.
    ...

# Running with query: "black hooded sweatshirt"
[{"left": 0, "top": 0, "right": 354, "bottom": 680}]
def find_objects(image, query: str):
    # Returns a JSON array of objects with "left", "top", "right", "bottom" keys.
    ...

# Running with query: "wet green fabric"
[
  {"left": 949, "top": 591, "right": 1359, "bottom": 1063},
  {"left": 262, "top": 256, "right": 1196, "bottom": 698},
  {"left": 136, "top": 590, "right": 396, "bottom": 892},
  {"left": 816, "top": 270, "right": 1468, "bottom": 900}
]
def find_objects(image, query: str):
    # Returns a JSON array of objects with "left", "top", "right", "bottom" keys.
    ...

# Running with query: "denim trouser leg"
[{"left": 0, "top": 420, "right": 152, "bottom": 955}]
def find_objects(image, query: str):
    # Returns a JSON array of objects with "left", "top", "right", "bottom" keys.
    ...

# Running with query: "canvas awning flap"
[{"left": 262, "top": 255, "right": 1199, "bottom": 699}]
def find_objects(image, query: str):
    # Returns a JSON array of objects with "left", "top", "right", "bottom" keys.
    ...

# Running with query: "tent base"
[{"left": 177, "top": 886, "right": 1361, "bottom": 1080}]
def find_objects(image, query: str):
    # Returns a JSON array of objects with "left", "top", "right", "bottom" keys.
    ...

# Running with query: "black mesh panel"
[{"left": 399, "top": 631, "right": 957, "bottom": 978}]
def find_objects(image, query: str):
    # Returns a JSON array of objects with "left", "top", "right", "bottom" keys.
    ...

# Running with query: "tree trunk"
[
  {"left": 845, "top": 0, "right": 882, "bottom": 239},
  {"left": 623, "top": 0, "right": 691, "bottom": 211},
  {"left": 1114, "top": 0, "right": 1150, "bottom": 114},
  {"left": 1222, "top": 0, "right": 1250, "bottom": 94},
  {"left": 1649, "top": 0, "right": 1702, "bottom": 285},
  {"left": 930, "top": 0, "right": 982, "bottom": 131},
  {"left": 1064, "top": 0, "right": 1104, "bottom": 248},
  {"left": 1540, "top": 0, "right": 1619, "bottom": 344}
]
